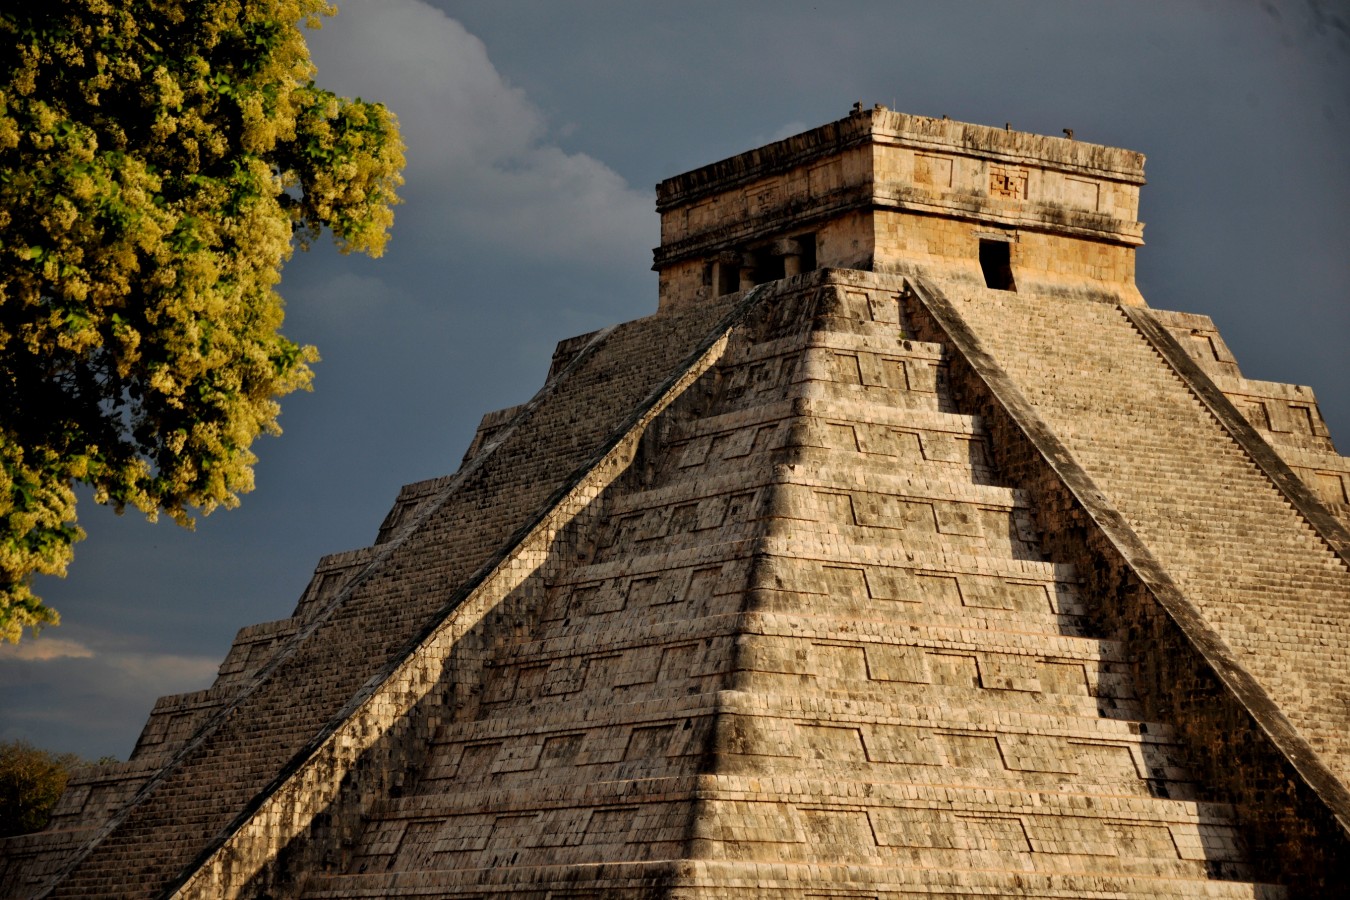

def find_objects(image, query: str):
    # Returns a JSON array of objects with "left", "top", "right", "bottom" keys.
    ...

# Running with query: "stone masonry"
[{"left": 2, "top": 107, "right": 1347, "bottom": 898}]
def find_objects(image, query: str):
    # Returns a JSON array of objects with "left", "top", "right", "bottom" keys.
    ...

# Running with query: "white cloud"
[
  {"left": 0, "top": 636, "right": 95, "bottom": 661},
  {"left": 0, "top": 644, "right": 222, "bottom": 757},
  {"left": 305, "top": 0, "right": 654, "bottom": 266},
  {"left": 103, "top": 651, "right": 221, "bottom": 686},
  {"left": 0, "top": 631, "right": 217, "bottom": 686}
]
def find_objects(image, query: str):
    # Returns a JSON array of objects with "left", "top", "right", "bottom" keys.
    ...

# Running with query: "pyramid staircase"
[
  {"left": 8, "top": 105, "right": 1350, "bottom": 898},
  {"left": 292, "top": 271, "right": 1309, "bottom": 898},
  {"left": 308, "top": 273, "right": 1301, "bottom": 896},
  {"left": 5, "top": 267, "right": 1349, "bottom": 897},
  {"left": 921, "top": 280, "right": 1350, "bottom": 782}
]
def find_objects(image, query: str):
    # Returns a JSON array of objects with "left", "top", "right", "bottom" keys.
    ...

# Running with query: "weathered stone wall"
[
  {"left": 904, "top": 274, "right": 1350, "bottom": 893},
  {"left": 872, "top": 210, "right": 1141, "bottom": 299},
  {"left": 1150, "top": 307, "right": 1350, "bottom": 528},
  {"left": 24, "top": 283, "right": 756, "bottom": 900},
  {"left": 288, "top": 271, "right": 1300, "bottom": 898},
  {"left": 654, "top": 108, "right": 1145, "bottom": 312}
]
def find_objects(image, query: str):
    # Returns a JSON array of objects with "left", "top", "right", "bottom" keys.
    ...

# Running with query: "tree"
[
  {"left": 0, "top": 739, "right": 90, "bottom": 836},
  {"left": 0, "top": 1, "right": 404, "bottom": 641}
]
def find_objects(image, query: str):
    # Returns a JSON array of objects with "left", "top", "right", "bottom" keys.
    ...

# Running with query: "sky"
[{"left": 2, "top": 0, "right": 1347, "bottom": 761}]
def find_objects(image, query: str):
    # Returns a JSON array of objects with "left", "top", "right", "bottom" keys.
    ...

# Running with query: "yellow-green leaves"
[
  {"left": 0, "top": 1, "right": 404, "bottom": 640},
  {"left": 0, "top": 441, "right": 75, "bottom": 642},
  {"left": 0, "top": 739, "right": 92, "bottom": 836}
]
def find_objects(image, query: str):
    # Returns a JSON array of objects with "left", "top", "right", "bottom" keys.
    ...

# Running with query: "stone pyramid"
[{"left": 3, "top": 108, "right": 1349, "bottom": 898}]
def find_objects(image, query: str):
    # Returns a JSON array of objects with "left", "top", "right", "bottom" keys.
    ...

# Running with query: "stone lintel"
[
  {"left": 653, "top": 108, "right": 1146, "bottom": 274},
  {"left": 656, "top": 108, "right": 1145, "bottom": 211}
]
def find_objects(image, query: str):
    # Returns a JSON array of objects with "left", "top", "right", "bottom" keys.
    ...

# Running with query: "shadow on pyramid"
[{"left": 6, "top": 108, "right": 1350, "bottom": 899}]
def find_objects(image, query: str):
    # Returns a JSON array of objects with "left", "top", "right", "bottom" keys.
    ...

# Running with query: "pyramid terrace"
[{"left": 3, "top": 107, "right": 1349, "bottom": 898}]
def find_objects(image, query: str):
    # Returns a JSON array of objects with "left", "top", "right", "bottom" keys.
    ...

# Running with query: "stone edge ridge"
[
  {"left": 656, "top": 109, "right": 1145, "bottom": 211},
  {"left": 906, "top": 275, "right": 1350, "bottom": 835},
  {"left": 157, "top": 283, "right": 773, "bottom": 898},
  {"left": 1121, "top": 304, "right": 1350, "bottom": 567},
  {"left": 870, "top": 109, "right": 1146, "bottom": 182}
]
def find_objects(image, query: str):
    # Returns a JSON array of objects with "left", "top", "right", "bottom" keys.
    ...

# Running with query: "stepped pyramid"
[{"left": 4, "top": 107, "right": 1350, "bottom": 898}]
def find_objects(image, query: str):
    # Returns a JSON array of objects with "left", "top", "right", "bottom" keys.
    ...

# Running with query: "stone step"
[
  {"left": 301, "top": 866, "right": 1285, "bottom": 900},
  {"left": 937, "top": 283, "right": 1350, "bottom": 783}
]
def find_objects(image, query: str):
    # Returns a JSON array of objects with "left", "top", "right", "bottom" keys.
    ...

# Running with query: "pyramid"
[{"left": 4, "top": 107, "right": 1349, "bottom": 898}]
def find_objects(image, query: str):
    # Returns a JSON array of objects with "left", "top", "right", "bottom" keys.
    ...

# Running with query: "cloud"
[
  {"left": 0, "top": 637, "right": 95, "bottom": 661},
  {"left": 0, "top": 645, "right": 222, "bottom": 758},
  {"left": 305, "top": 0, "right": 654, "bottom": 267},
  {"left": 102, "top": 651, "right": 221, "bottom": 686}
]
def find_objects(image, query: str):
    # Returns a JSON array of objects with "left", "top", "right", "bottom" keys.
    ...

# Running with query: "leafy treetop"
[
  {"left": 0, "top": 738, "right": 96, "bottom": 837},
  {"left": 0, "top": 1, "right": 404, "bottom": 642}
]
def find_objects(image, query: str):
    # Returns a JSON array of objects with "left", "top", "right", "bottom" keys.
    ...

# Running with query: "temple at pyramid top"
[
  {"left": 653, "top": 105, "right": 1147, "bottom": 309},
  {"left": 4, "top": 108, "right": 1350, "bottom": 898}
]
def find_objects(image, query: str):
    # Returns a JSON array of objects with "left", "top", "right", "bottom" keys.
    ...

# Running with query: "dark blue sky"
[{"left": 3, "top": 0, "right": 1347, "bottom": 760}]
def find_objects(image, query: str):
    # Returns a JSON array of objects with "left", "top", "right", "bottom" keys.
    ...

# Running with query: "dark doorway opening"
[
  {"left": 716, "top": 259, "right": 739, "bottom": 296},
  {"left": 795, "top": 233, "right": 818, "bottom": 273},
  {"left": 979, "top": 239, "right": 1016, "bottom": 291},
  {"left": 753, "top": 252, "right": 786, "bottom": 284}
]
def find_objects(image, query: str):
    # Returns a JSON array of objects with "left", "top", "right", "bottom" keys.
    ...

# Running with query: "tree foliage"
[
  {"left": 0, "top": 739, "right": 90, "bottom": 837},
  {"left": 0, "top": 1, "right": 404, "bottom": 641}
]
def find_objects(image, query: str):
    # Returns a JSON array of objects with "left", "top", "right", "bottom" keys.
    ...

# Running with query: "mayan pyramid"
[{"left": 3, "top": 107, "right": 1349, "bottom": 898}]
